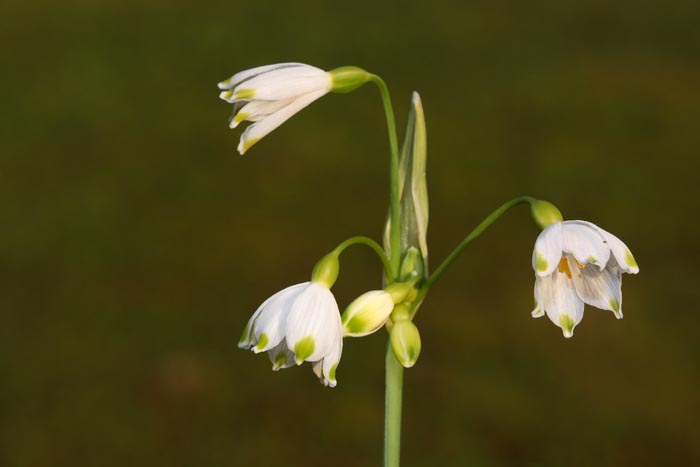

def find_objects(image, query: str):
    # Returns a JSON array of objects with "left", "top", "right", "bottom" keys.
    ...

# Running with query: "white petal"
[
  {"left": 321, "top": 329, "right": 342, "bottom": 387},
  {"left": 232, "top": 66, "right": 331, "bottom": 101},
  {"left": 267, "top": 341, "right": 296, "bottom": 371},
  {"left": 561, "top": 221, "right": 610, "bottom": 270},
  {"left": 238, "top": 291, "right": 278, "bottom": 349},
  {"left": 251, "top": 282, "right": 309, "bottom": 353},
  {"left": 237, "top": 89, "right": 327, "bottom": 154},
  {"left": 229, "top": 97, "right": 296, "bottom": 129},
  {"left": 586, "top": 222, "right": 639, "bottom": 274},
  {"left": 285, "top": 282, "right": 341, "bottom": 363},
  {"left": 217, "top": 63, "right": 307, "bottom": 90},
  {"left": 538, "top": 266, "right": 585, "bottom": 338},
  {"left": 531, "top": 277, "right": 545, "bottom": 318},
  {"left": 532, "top": 221, "right": 563, "bottom": 277},
  {"left": 572, "top": 258, "right": 624, "bottom": 318}
]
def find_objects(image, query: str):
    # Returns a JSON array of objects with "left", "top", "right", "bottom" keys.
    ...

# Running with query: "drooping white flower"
[
  {"left": 238, "top": 281, "right": 343, "bottom": 387},
  {"left": 218, "top": 63, "right": 372, "bottom": 155},
  {"left": 531, "top": 220, "right": 639, "bottom": 338},
  {"left": 218, "top": 63, "right": 331, "bottom": 155}
]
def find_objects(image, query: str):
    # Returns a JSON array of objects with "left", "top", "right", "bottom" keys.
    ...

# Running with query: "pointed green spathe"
[{"left": 384, "top": 92, "right": 429, "bottom": 278}]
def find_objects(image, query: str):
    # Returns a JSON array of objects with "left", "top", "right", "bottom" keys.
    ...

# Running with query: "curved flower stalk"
[
  {"left": 531, "top": 220, "right": 640, "bottom": 337},
  {"left": 219, "top": 63, "right": 371, "bottom": 154}
]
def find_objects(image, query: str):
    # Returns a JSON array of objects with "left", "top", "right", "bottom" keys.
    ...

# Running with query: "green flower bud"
[
  {"left": 342, "top": 290, "right": 394, "bottom": 337},
  {"left": 399, "top": 247, "right": 424, "bottom": 281},
  {"left": 530, "top": 199, "right": 564, "bottom": 230},
  {"left": 328, "top": 66, "right": 372, "bottom": 94},
  {"left": 311, "top": 252, "right": 340, "bottom": 288},
  {"left": 390, "top": 319, "right": 421, "bottom": 368}
]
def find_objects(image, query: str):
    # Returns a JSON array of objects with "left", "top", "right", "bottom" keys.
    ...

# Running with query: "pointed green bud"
[
  {"left": 530, "top": 199, "right": 564, "bottom": 230},
  {"left": 328, "top": 66, "right": 372, "bottom": 94},
  {"left": 342, "top": 290, "right": 394, "bottom": 337},
  {"left": 390, "top": 319, "right": 421, "bottom": 368},
  {"left": 311, "top": 252, "right": 340, "bottom": 288},
  {"left": 399, "top": 247, "right": 424, "bottom": 281}
]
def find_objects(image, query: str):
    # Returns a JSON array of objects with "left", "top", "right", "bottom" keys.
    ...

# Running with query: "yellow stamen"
[
  {"left": 558, "top": 257, "right": 573, "bottom": 279},
  {"left": 558, "top": 257, "right": 585, "bottom": 279}
]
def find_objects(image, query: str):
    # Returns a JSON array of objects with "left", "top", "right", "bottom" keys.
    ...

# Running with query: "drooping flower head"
[
  {"left": 531, "top": 220, "right": 639, "bottom": 338},
  {"left": 238, "top": 281, "right": 343, "bottom": 387},
  {"left": 218, "top": 63, "right": 371, "bottom": 154},
  {"left": 238, "top": 252, "right": 343, "bottom": 387}
]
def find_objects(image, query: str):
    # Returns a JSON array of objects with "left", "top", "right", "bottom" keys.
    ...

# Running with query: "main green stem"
[
  {"left": 384, "top": 342, "right": 404, "bottom": 467},
  {"left": 371, "top": 74, "right": 403, "bottom": 467}
]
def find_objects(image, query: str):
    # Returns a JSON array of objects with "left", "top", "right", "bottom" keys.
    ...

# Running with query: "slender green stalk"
[
  {"left": 370, "top": 74, "right": 403, "bottom": 467},
  {"left": 384, "top": 343, "right": 404, "bottom": 467},
  {"left": 423, "top": 195, "right": 536, "bottom": 291},
  {"left": 333, "top": 236, "right": 392, "bottom": 277},
  {"left": 370, "top": 74, "right": 401, "bottom": 278}
]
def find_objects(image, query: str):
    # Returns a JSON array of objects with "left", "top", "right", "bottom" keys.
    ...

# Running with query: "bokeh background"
[{"left": 2, "top": 0, "right": 699, "bottom": 466}]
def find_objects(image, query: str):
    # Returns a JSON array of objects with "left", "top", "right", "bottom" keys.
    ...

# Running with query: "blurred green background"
[{"left": 1, "top": 0, "right": 698, "bottom": 466}]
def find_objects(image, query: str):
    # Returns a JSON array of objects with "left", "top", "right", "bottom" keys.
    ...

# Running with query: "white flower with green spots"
[
  {"left": 218, "top": 63, "right": 333, "bottom": 155},
  {"left": 238, "top": 281, "right": 343, "bottom": 387},
  {"left": 531, "top": 220, "right": 639, "bottom": 338}
]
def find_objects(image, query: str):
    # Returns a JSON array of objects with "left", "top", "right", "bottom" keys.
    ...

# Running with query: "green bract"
[{"left": 384, "top": 92, "right": 429, "bottom": 280}]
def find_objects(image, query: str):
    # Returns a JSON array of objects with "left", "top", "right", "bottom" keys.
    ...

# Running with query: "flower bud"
[
  {"left": 390, "top": 319, "right": 421, "bottom": 368},
  {"left": 328, "top": 66, "right": 372, "bottom": 93},
  {"left": 530, "top": 199, "right": 563, "bottom": 230},
  {"left": 311, "top": 252, "right": 340, "bottom": 288},
  {"left": 399, "top": 247, "right": 424, "bottom": 281},
  {"left": 342, "top": 290, "right": 394, "bottom": 337}
]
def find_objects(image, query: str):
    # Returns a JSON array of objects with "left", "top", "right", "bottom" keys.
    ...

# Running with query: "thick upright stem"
[
  {"left": 371, "top": 74, "right": 404, "bottom": 467},
  {"left": 384, "top": 342, "right": 404, "bottom": 467}
]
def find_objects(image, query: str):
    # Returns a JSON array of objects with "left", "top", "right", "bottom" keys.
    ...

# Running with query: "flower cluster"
[{"left": 222, "top": 63, "right": 640, "bottom": 389}]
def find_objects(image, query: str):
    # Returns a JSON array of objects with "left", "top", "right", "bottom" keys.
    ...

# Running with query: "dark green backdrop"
[{"left": 2, "top": 0, "right": 698, "bottom": 466}]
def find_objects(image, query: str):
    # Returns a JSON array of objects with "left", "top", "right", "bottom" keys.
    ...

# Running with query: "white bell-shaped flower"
[
  {"left": 531, "top": 220, "right": 639, "bottom": 338},
  {"left": 238, "top": 281, "right": 343, "bottom": 387},
  {"left": 218, "top": 63, "right": 333, "bottom": 155}
]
